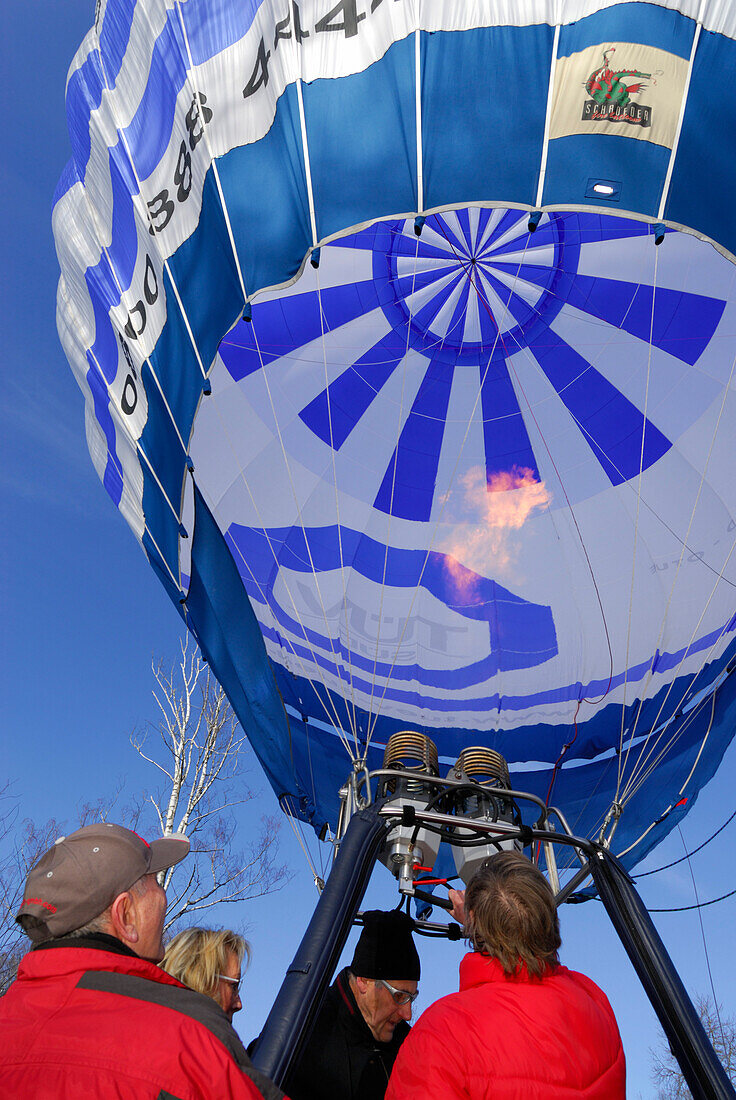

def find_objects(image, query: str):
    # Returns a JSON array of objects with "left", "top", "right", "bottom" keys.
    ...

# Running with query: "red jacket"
[
  {"left": 385, "top": 953, "right": 625, "bottom": 1100},
  {"left": 0, "top": 936, "right": 284, "bottom": 1100}
]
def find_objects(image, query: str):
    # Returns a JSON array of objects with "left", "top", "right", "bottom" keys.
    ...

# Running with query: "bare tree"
[
  {"left": 0, "top": 804, "right": 62, "bottom": 993},
  {"left": 130, "top": 639, "right": 290, "bottom": 928},
  {"left": 651, "top": 995, "right": 736, "bottom": 1098},
  {"left": 0, "top": 643, "right": 288, "bottom": 991}
]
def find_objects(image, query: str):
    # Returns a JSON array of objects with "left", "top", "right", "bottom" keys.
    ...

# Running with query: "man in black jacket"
[{"left": 284, "top": 910, "right": 420, "bottom": 1100}]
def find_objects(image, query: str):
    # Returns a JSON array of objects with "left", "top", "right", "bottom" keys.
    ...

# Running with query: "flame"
[{"left": 441, "top": 466, "right": 551, "bottom": 596}]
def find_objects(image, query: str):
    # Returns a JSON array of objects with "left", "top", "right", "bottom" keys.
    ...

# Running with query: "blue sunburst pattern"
[
  {"left": 204, "top": 203, "right": 736, "bottom": 728},
  {"left": 219, "top": 208, "right": 725, "bottom": 524}
]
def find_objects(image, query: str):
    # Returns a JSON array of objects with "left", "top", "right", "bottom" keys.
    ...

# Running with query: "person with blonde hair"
[
  {"left": 162, "top": 926, "right": 251, "bottom": 1021},
  {"left": 385, "top": 850, "right": 625, "bottom": 1100}
]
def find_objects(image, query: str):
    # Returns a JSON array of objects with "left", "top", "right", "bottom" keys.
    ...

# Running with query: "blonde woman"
[{"left": 162, "top": 927, "right": 251, "bottom": 1021}]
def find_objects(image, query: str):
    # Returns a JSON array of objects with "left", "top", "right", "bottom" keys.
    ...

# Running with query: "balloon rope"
[
  {"left": 173, "top": 0, "right": 249, "bottom": 305},
  {"left": 312, "top": 259, "right": 360, "bottom": 747},
  {"left": 618, "top": 516, "right": 736, "bottom": 804},
  {"left": 364, "top": 229, "right": 422, "bottom": 744},
  {"left": 648, "top": 886, "right": 736, "bottom": 912},
  {"left": 678, "top": 823, "right": 727, "bottom": 1052},
  {"left": 563, "top": 660, "right": 725, "bottom": 870},
  {"left": 248, "top": 305, "right": 361, "bottom": 747},
  {"left": 82, "top": 345, "right": 189, "bottom": 548},
  {"left": 283, "top": 798, "right": 324, "bottom": 892},
  {"left": 203, "top": 393, "right": 358, "bottom": 755},
  {"left": 636, "top": 807, "right": 736, "bottom": 878},
  {"left": 217, "top": 476, "right": 357, "bottom": 758},
  {"left": 610, "top": 681, "right": 720, "bottom": 860},
  {"left": 618, "top": 337, "right": 736, "bottom": 797},
  {"left": 614, "top": 244, "right": 660, "bottom": 802},
  {"left": 621, "top": 664, "right": 721, "bottom": 806},
  {"left": 77, "top": 48, "right": 207, "bottom": 449}
]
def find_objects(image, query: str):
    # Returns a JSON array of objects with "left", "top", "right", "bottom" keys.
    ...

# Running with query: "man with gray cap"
[
  {"left": 282, "top": 909, "right": 420, "bottom": 1100},
  {"left": 0, "top": 822, "right": 285, "bottom": 1100}
]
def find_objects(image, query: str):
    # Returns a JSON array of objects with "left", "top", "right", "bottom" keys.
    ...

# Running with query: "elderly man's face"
[
  {"left": 133, "top": 874, "right": 167, "bottom": 962},
  {"left": 354, "top": 976, "right": 417, "bottom": 1043}
]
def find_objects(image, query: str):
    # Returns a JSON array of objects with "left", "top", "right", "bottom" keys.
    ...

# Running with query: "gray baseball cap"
[{"left": 16, "top": 823, "right": 190, "bottom": 943}]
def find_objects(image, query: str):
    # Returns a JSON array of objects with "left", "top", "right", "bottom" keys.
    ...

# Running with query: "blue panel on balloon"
[
  {"left": 422, "top": 25, "right": 552, "bottom": 210},
  {"left": 303, "top": 36, "right": 417, "bottom": 242},
  {"left": 666, "top": 30, "right": 736, "bottom": 264},
  {"left": 217, "top": 84, "right": 312, "bottom": 298},
  {"left": 543, "top": 134, "right": 670, "bottom": 217}
]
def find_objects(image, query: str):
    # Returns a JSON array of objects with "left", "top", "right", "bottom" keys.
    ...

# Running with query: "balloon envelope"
[{"left": 54, "top": 0, "right": 736, "bottom": 867}]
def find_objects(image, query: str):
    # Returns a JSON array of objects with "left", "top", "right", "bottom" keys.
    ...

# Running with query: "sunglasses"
[
  {"left": 218, "top": 974, "right": 243, "bottom": 996},
  {"left": 373, "top": 978, "right": 419, "bottom": 1007}
]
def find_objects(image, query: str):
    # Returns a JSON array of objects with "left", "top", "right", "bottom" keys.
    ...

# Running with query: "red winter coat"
[
  {"left": 385, "top": 953, "right": 625, "bottom": 1100},
  {"left": 0, "top": 936, "right": 285, "bottom": 1100}
]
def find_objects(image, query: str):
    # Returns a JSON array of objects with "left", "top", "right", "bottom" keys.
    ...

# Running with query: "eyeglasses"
[
  {"left": 218, "top": 974, "right": 242, "bottom": 996},
  {"left": 373, "top": 978, "right": 419, "bottom": 1007}
]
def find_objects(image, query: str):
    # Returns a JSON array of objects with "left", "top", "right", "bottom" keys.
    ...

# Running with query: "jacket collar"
[
  {"left": 333, "top": 967, "right": 363, "bottom": 1025},
  {"left": 16, "top": 938, "right": 183, "bottom": 989},
  {"left": 33, "top": 932, "right": 138, "bottom": 958},
  {"left": 459, "top": 951, "right": 563, "bottom": 989}
]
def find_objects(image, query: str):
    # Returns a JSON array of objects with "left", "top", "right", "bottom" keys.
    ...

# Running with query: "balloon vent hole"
[
  {"left": 527, "top": 211, "right": 542, "bottom": 233},
  {"left": 653, "top": 222, "right": 666, "bottom": 246},
  {"left": 203, "top": 378, "right": 212, "bottom": 395},
  {"left": 242, "top": 302, "right": 252, "bottom": 322},
  {"left": 186, "top": 456, "right": 195, "bottom": 473},
  {"left": 414, "top": 216, "right": 425, "bottom": 236},
  {"left": 585, "top": 178, "right": 621, "bottom": 202},
  {"left": 310, "top": 248, "right": 321, "bottom": 269}
]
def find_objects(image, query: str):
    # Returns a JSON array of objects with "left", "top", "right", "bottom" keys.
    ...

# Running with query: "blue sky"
[{"left": 1, "top": 3, "right": 734, "bottom": 1096}]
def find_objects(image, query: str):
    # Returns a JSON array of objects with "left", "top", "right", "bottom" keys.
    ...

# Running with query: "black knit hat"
[{"left": 351, "top": 910, "right": 420, "bottom": 981}]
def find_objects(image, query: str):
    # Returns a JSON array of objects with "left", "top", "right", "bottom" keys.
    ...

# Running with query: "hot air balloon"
[{"left": 53, "top": 1, "right": 736, "bottom": 1094}]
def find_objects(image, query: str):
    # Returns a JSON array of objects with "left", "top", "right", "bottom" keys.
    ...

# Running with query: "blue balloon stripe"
[
  {"left": 484, "top": 213, "right": 652, "bottom": 260},
  {"left": 298, "top": 330, "right": 408, "bottom": 449},
  {"left": 99, "top": 0, "right": 137, "bottom": 82},
  {"left": 53, "top": 158, "right": 80, "bottom": 207},
  {"left": 87, "top": 287, "right": 120, "bottom": 385},
  {"left": 494, "top": 263, "right": 726, "bottom": 367},
  {"left": 480, "top": 360, "right": 540, "bottom": 481},
  {"left": 85, "top": 359, "right": 124, "bottom": 507},
  {"left": 123, "top": 17, "right": 188, "bottom": 183},
  {"left": 443, "top": 277, "right": 473, "bottom": 346},
  {"left": 410, "top": 270, "right": 467, "bottom": 335},
  {"left": 64, "top": 0, "right": 269, "bottom": 188},
  {"left": 227, "top": 522, "right": 558, "bottom": 688},
  {"left": 235, "top": 540, "right": 735, "bottom": 714},
  {"left": 65, "top": 47, "right": 105, "bottom": 183},
  {"left": 476, "top": 209, "right": 529, "bottom": 258},
  {"left": 220, "top": 278, "right": 383, "bottom": 382},
  {"left": 520, "top": 321, "right": 672, "bottom": 485},
  {"left": 455, "top": 208, "right": 474, "bottom": 253},
  {"left": 383, "top": 264, "right": 461, "bottom": 304},
  {"left": 336, "top": 229, "right": 455, "bottom": 265},
  {"left": 253, "top": 581, "right": 735, "bottom": 717},
  {"left": 185, "top": 0, "right": 266, "bottom": 66},
  {"left": 425, "top": 212, "right": 468, "bottom": 257},
  {"left": 373, "top": 358, "right": 455, "bottom": 521}
]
